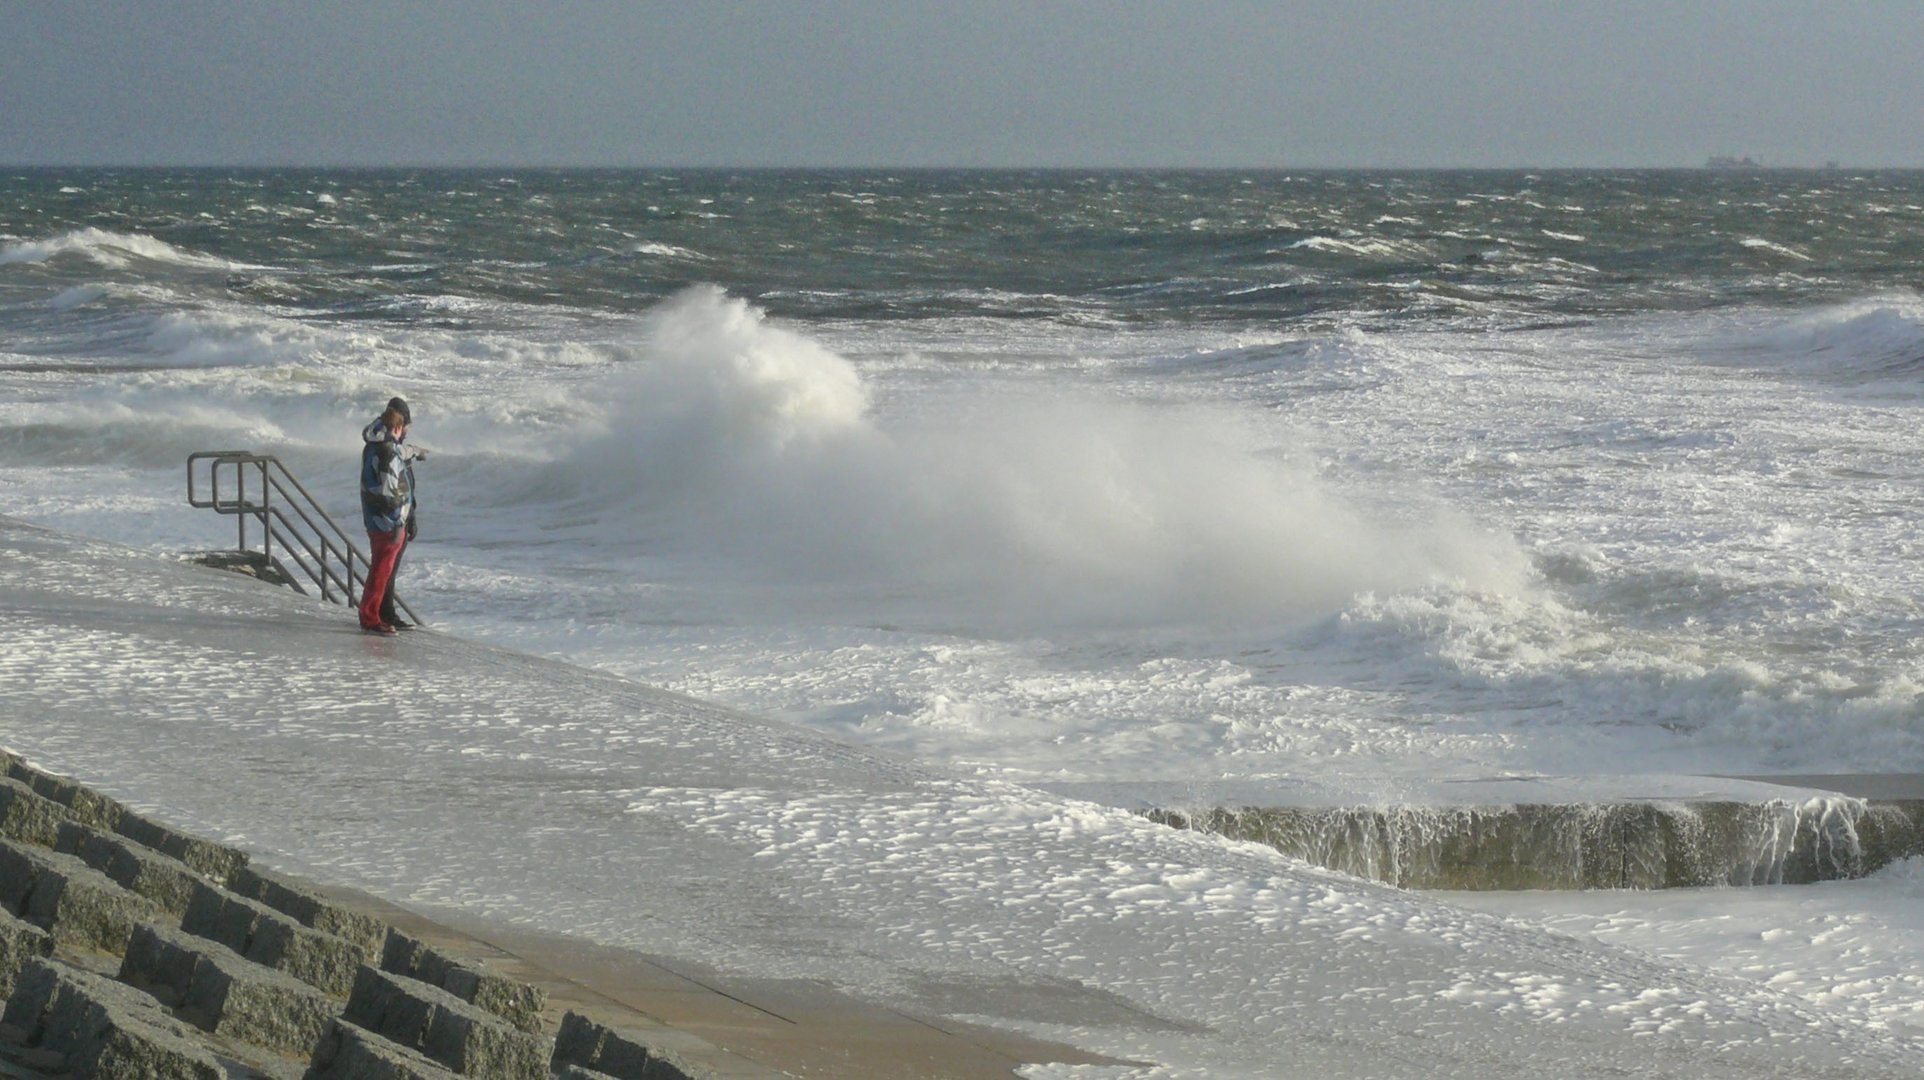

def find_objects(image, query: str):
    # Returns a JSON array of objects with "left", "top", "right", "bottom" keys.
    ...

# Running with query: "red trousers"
[{"left": 360, "top": 527, "right": 407, "bottom": 629}]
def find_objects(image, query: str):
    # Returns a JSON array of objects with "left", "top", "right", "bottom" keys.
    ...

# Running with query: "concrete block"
[
  {"left": 114, "top": 809, "right": 247, "bottom": 884},
  {"left": 552, "top": 1012, "right": 612, "bottom": 1070},
  {"left": 0, "top": 838, "right": 158, "bottom": 954},
  {"left": 346, "top": 966, "right": 549, "bottom": 1080},
  {"left": 119, "top": 922, "right": 201, "bottom": 1006},
  {"left": 0, "top": 778, "right": 74, "bottom": 849},
  {"left": 420, "top": 998, "right": 549, "bottom": 1079},
  {"left": 381, "top": 927, "right": 432, "bottom": 976},
  {"left": 183, "top": 960, "right": 334, "bottom": 1063},
  {"left": 180, "top": 880, "right": 360, "bottom": 996},
  {"left": 304, "top": 1017, "right": 463, "bottom": 1080},
  {"left": 554, "top": 1011, "right": 717, "bottom": 1080},
  {"left": 0, "top": 908, "right": 53, "bottom": 997},
  {"left": 381, "top": 930, "right": 545, "bottom": 1033},
  {"left": 0, "top": 837, "right": 50, "bottom": 911},
  {"left": 2, "top": 956, "right": 222, "bottom": 1079},
  {"left": 231, "top": 864, "right": 388, "bottom": 958},
  {"left": 56, "top": 820, "right": 205, "bottom": 915},
  {"left": 247, "top": 909, "right": 363, "bottom": 998},
  {"left": 10, "top": 766, "right": 127, "bottom": 832},
  {"left": 122, "top": 922, "right": 337, "bottom": 1058},
  {"left": 344, "top": 965, "right": 439, "bottom": 1047},
  {"left": 181, "top": 877, "right": 256, "bottom": 952},
  {"left": 440, "top": 962, "right": 546, "bottom": 1035}
]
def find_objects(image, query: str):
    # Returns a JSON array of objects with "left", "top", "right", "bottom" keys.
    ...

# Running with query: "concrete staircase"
[{"left": 0, "top": 750, "right": 785, "bottom": 1080}]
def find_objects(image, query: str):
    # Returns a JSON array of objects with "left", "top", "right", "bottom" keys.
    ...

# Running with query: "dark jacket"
[{"left": 360, "top": 419, "right": 417, "bottom": 534}]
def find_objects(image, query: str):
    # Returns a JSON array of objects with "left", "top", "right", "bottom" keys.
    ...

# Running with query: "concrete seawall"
[{"left": 1146, "top": 791, "right": 1924, "bottom": 890}]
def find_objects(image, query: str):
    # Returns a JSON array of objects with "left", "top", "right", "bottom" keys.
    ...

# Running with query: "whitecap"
[
  {"left": 1740, "top": 237, "right": 1813, "bottom": 261},
  {"left": 0, "top": 227, "right": 263, "bottom": 271},
  {"left": 631, "top": 241, "right": 707, "bottom": 261}
]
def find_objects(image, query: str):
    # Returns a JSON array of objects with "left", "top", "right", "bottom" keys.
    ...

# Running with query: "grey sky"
[{"left": 4, "top": 1, "right": 1921, "bottom": 168}]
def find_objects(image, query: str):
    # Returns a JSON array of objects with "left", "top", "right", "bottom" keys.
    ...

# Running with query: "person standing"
[{"left": 358, "top": 396, "right": 425, "bottom": 634}]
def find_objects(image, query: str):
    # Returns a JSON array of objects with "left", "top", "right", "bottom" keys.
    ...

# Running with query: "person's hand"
[
  {"left": 411, "top": 447, "right": 430, "bottom": 460},
  {"left": 406, "top": 513, "right": 418, "bottom": 541}
]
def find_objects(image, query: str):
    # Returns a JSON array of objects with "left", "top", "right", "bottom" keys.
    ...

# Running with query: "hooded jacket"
[{"left": 360, "top": 418, "right": 418, "bottom": 534}]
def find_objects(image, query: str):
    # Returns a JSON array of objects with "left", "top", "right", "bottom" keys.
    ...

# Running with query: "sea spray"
[{"left": 570, "top": 287, "right": 1529, "bottom": 632}]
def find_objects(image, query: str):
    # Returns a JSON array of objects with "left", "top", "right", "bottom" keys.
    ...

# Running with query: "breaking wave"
[
  {"left": 1724, "top": 296, "right": 1924, "bottom": 386},
  {"left": 563, "top": 287, "right": 1527, "bottom": 632},
  {"left": 0, "top": 227, "right": 257, "bottom": 272}
]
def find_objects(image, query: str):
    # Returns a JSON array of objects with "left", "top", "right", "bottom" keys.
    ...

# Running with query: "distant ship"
[{"left": 1705, "top": 155, "right": 1762, "bottom": 170}]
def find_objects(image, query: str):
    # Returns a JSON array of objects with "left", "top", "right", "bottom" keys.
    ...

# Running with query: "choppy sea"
[
  {"left": 4, "top": 167, "right": 1924, "bottom": 790},
  {"left": 15, "top": 167, "right": 1924, "bottom": 1053}
]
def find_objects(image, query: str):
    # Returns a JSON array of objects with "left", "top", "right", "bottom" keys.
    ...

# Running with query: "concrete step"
[
  {"left": 120, "top": 922, "right": 336, "bottom": 1060},
  {"left": 4, "top": 757, "right": 127, "bottom": 834},
  {"left": 56, "top": 820, "right": 211, "bottom": 917},
  {"left": 553, "top": 1009, "right": 785, "bottom": 1080},
  {"left": 0, "top": 912, "right": 53, "bottom": 1000},
  {"left": 342, "top": 965, "right": 550, "bottom": 1080},
  {"left": 305, "top": 1017, "right": 463, "bottom": 1080},
  {"left": 0, "top": 839, "right": 161, "bottom": 954},
  {"left": 383, "top": 928, "right": 546, "bottom": 1035},
  {"left": 1, "top": 956, "right": 224, "bottom": 1079},
  {"left": 181, "top": 881, "right": 363, "bottom": 998},
  {"left": 0, "top": 780, "right": 74, "bottom": 852},
  {"left": 229, "top": 866, "right": 388, "bottom": 961}
]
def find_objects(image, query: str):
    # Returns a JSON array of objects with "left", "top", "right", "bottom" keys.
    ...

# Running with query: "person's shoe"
[
  {"left": 362, "top": 623, "right": 398, "bottom": 636},
  {"left": 388, "top": 617, "right": 416, "bottom": 631}
]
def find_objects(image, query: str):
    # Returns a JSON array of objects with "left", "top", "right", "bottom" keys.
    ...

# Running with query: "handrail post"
[
  {"left": 236, "top": 461, "right": 247, "bottom": 552},
  {"left": 259, "top": 460, "right": 271, "bottom": 566}
]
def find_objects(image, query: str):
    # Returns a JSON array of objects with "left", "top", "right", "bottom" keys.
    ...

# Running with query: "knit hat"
[{"left": 386, "top": 397, "right": 411, "bottom": 424}]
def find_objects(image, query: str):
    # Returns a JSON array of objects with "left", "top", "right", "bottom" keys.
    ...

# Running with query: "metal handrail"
[{"left": 187, "top": 450, "right": 421, "bottom": 625}]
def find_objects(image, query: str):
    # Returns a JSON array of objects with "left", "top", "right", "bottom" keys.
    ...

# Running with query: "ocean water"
[
  {"left": 5, "top": 168, "right": 1922, "bottom": 793},
  {"left": 9, "top": 168, "right": 1924, "bottom": 1065}
]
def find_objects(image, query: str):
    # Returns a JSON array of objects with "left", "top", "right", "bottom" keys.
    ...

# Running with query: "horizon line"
[{"left": 0, "top": 161, "right": 1909, "bottom": 173}]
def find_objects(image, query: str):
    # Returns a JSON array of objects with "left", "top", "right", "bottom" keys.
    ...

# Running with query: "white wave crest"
[
  {"left": 0, "top": 227, "right": 254, "bottom": 271},
  {"left": 632, "top": 241, "right": 707, "bottom": 261},
  {"left": 1740, "top": 237, "right": 1813, "bottom": 261},
  {"left": 1735, "top": 296, "right": 1924, "bottom": 381},
  {"left": 1288, "top": 235, "right": 1434, "bottom": 261}
]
